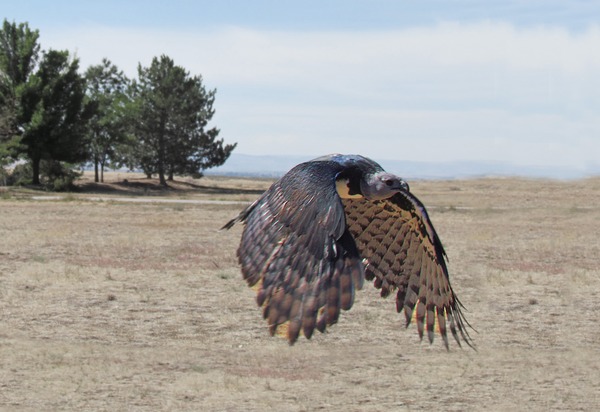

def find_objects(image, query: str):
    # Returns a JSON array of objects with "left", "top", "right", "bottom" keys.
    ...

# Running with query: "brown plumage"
[{"left": 223, "top": 154, "right": 473, "bottom": 349}]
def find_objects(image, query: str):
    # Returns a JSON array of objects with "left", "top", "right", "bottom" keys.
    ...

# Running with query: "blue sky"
[{"left": 4, "top": 1, "right": 600, "bottom": 172}]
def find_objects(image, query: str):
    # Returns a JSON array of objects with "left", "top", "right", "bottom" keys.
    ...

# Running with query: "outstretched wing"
[
  {"left": 224, "top": 161, "right": 365, "bottom": 344},
  {"left": 342, "top": 191, "right": 473, "bottom": 349}
]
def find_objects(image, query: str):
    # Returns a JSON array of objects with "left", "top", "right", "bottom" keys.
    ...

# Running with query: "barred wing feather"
[{"left": 342, "top": 191, "right": 473, "bottom": 349}]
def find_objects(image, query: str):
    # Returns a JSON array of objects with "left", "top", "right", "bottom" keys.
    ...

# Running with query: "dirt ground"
[{"left": 1, "top": 172, "right": 599, "bottom": 411}]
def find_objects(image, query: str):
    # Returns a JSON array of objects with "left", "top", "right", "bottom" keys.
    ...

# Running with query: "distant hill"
[{"left": 208, "top": 153, "right": 599, "bottom": 180}]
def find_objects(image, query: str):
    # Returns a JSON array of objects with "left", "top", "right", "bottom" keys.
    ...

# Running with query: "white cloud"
[{"left": 40, "top": 22, "right": 600, "bottom": 168}]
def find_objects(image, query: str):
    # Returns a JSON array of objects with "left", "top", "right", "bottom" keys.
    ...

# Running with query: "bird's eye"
[{"left": 384, "top": 179, "right": 394, "bottom": 187}]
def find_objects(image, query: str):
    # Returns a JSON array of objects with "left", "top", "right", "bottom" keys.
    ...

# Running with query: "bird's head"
[
  {"left": 361, "top": 172, "right": 410, "bottom": 200},
  {"left": 328, "top": 154, "right": 409, "bottom": 200}
]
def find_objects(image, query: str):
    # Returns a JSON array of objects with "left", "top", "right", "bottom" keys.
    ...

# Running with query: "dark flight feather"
[{"left": 224, "top": 159, "right": 365, "bottom": 343}]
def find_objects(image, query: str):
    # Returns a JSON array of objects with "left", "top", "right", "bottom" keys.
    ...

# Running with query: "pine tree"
[
  {"left": 131, "top": 55, "right": 235, "bottom": 185},
  {"left": 84, "top": 58, "right": 131, "bottom": 182},
  {"left": 18, "top": 49, "right": 90, "bottom": 184},
  {"left": 0, "top": 19, "right": 40, "bottom": 163}
]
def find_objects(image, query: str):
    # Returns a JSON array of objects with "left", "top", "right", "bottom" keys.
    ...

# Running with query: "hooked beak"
[{"left": 399, "top": 179, "right": 410, "bottom": 192}]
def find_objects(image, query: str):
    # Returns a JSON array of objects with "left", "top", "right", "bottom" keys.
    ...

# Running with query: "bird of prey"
[{"left": 223, "top": 154, "right": 473, "bottom": 349}]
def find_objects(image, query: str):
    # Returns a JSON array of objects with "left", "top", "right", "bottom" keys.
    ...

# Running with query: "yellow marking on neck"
[{"left": 336, "top": 178, "right": 363, "bottom": 199}]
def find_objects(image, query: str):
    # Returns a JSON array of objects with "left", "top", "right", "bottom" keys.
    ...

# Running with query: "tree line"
[{"left": 0, "top": 19, "right": 236, "bottom": 189}]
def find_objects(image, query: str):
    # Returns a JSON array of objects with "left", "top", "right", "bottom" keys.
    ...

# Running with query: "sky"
[{"left": 3, "top": 0, "right": 600, "bottom": 173}]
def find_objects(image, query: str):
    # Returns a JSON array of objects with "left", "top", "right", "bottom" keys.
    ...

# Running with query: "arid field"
[{"left": 1, "top": 172, "right": 599, "bottom": 411}]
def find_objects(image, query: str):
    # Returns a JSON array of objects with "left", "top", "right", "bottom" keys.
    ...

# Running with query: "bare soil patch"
[{"left": 1, "top": 175, "right": 599, "bottom": 411}]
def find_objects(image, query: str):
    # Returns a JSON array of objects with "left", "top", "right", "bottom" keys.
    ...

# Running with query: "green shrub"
[
  {"left": 8, "top": 162, "right": 33, "bottom": 186},
  {"left": 41, "top": 161, "right": 81, "bottom": 191},
  {"left": 4, "top": 160, "right": 81, "bottom": 191},
  {"left": 0, "top": 167, "right": 9, "bottom": 186}
]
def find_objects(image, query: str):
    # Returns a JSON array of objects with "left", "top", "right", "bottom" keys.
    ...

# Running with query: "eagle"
[{"left": 223, "top": 154, "right": 473, "bottom": 349}]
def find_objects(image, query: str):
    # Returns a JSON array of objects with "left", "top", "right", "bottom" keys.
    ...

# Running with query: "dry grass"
[{"left": 1, "top": 173, "right": 599, "bottom": 411}]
